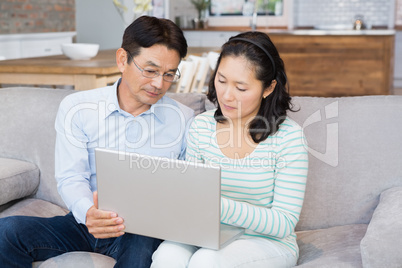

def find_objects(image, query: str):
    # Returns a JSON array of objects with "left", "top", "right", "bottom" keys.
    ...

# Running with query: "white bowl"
[{"left": 61, "top": 43, "right": 99, "bottom": 60}]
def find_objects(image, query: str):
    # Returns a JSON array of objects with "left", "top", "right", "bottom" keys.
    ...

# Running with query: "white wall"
[
  {"left": 394, "top": 31, "right": 402, "bottom": 89},
  {"left": 293, "top": 0, "right": 395, "bottom": 29},
  {"left": 75, "top": 0, "right": 125, "bottom": 50}
]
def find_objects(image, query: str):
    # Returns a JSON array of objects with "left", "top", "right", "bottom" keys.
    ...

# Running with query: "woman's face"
[{"left": 214, "top": 55, "right": 273, "bottom": 124}]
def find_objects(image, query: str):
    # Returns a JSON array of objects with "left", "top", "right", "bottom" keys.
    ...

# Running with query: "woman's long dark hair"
[{"left": 207, "top": 31, "right": 294, "bottom": 143}]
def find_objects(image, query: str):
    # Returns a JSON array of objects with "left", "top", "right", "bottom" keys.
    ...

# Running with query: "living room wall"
[
  {"left": 0, "top": 0, "right": 75, "bottom": 34},
  {"left": 397, "top": 0, "right": 402, "bottom": 27}
]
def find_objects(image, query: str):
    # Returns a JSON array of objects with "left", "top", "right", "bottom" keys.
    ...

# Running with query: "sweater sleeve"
[
  {"left": 221, "top": 123, "right": 308, "bottom": 239},
  {"left": 185, "top": 117, "right": 205, "bottom": 164}
]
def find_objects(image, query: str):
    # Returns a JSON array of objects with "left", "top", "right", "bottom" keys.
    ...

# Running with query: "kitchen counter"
[
  {"left": 269, "top": 34, "right": 395, "bottom": 96},
  {"left": 0, "top": 31, "right": 76, "bottom": 41},
  {"left": 0, "top": 49, "right": 120, "bottom": 90},
  {"left": 0, "top": 32, "right": 76, "bottom": 60},
  {"left": 271, "top": 29, "right": 395, "bottom": 36},
  {"left": 184, "top": 27, "right": 395, "bottom": 36},
  {"left": 184, "top": 29, "right": 395, "bottom": 97}
]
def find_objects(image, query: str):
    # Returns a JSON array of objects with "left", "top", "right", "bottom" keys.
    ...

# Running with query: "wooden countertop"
[
  {"left": 0, "top": 49, "right": 119, "bottom": 75},
  {"left": 0, "top": 47, "right": 223, "bottom": 75}
]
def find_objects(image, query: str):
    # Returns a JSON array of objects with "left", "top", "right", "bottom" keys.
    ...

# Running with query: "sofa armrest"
[
  {"left": 0, "top": 158, "right": 40, "bottom": 206},
  {"left": 360, "top": 187, "right": 402, "bottom": 268}
]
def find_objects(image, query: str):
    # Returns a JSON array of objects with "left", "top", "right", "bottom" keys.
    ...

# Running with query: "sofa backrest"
[
  {"left": 2, "top": 87, "right": 401, "bottom": 230},
  {"left": 0, "top": 87, "right": 74, "bottom": 208},
  {"left": 0, "top": 87, "right": 208, "bottom": 209},
  {"left": 289, "top": 96, "right": 402, "bottom": 231}
]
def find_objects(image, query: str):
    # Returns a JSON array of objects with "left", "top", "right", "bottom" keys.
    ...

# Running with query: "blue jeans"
[{"left": 0, "top": 212, "right": 162, "bottom": 268}]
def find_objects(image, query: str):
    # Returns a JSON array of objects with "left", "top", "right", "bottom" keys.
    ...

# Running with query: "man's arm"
[
  {"left": 54, "top": 97, "right": 124, "bottom": 238},
  {"left": 54, "top": 96, "right": 94, "bottom": 224}
]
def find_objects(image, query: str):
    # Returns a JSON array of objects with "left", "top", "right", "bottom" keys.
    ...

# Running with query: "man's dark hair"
[{"left": 121, "top": 15, "right": 187, "bottom": 62}]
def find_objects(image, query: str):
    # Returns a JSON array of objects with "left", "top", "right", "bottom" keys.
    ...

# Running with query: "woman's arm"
[
  {"left": 185, "top": 117, "right": 205, "bottom": 164},
  {"left": 221, "top": 124, "right": 308, "bottom": 238}
]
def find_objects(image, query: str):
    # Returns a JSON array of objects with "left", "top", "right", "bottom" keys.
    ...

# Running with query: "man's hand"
[{"left": 85, "top": 191, "right": 125, "bottom": 239}]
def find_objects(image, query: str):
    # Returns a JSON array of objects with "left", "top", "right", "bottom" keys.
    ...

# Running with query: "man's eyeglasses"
[{"left": 126, "top": 50, "right": 181, "bottom": 83}]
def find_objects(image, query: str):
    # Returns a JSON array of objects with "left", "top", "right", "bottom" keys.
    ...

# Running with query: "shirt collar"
[
  {"left": 102, "top": 79, "right": 120, "bottom": 119},
  {"left": 103, "top": 78, "right": 166, "bottom": 123},
  {"left": 149, "top": 97, "right": 166, "bottom": 123}
]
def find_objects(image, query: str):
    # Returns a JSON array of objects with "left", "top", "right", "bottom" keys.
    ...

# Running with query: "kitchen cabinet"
[
  {"left": 184, "top": 29, "right": 395, "bottom": 97},
  {"left": 184, "top": 31, "right": 240, "bottom": 47},
  {"left": 0, "top": 40, "right": 20, "bottom": 60},
  {"left": 270, "top": 33, "right": 395, "bottom": 96},
  {"left": 0, "top": 32, "right": 76, "bottom": 60},
  {"left": 394, "top": 31, "right": 402, "bottom": 91}
]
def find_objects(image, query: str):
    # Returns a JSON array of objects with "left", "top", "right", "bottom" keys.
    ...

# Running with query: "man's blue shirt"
[{"left": 54, "top": 79, "right": 194, "bottom": 224}]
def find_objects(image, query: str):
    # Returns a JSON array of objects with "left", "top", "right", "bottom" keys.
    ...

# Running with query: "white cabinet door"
[
  {"left": 184, "top": 31, "right": 203, "bottom": 47},
  {"left": 0, "top": 40, "right": 21, "bottom": 60},
  {"left": 0, "top": 32, "right": 76, "bottom": 60},
  {"left": 184, "top": 31, "right": 240, "bottom": 47},
  {"left": 199, "top": 31, "right": 240, "bottom": 47},
  {"left": 21, "top": 36, "right": 72, "bottom": 58}
]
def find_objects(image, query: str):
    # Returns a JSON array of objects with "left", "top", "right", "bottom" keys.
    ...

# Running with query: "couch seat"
[{"left": 296, "top": 224, "right": 367, "bottom": 267}]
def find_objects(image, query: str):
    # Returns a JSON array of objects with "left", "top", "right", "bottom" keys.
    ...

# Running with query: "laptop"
[{"left": 95, "top": 148, "right": 244, "bottom": 250}]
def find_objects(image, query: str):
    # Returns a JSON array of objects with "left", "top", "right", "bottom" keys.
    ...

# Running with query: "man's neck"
[{"left": 117, "top": 85, "right": 151, "bottom": 117}]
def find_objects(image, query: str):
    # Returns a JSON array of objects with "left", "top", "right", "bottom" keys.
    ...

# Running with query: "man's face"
[{"left": 118, "top": 44, "right": 181, "bottom": 115}]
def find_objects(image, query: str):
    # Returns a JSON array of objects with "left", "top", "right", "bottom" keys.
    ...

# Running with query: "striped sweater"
[{"left": 186, "top": 109, "right": 308, "bottom": 257}]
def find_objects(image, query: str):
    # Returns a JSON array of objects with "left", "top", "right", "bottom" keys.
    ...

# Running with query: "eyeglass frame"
[{"left": 125, "top": 49, "right": 181, "bottom": 83}]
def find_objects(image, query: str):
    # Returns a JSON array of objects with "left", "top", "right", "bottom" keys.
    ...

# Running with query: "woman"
[{"left": 151, "top": 31, "right": 308, "bottom": 268}]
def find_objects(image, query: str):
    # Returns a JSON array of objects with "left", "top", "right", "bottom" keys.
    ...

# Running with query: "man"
[{"left": 0, "top": 16, "right": 193, "bottom": 267}]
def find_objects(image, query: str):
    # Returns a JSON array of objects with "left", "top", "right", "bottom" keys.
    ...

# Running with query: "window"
[
  {"left": 207, "top": 0, "right": 290, "bottom": 28},
  {"left": 210, "top": 0, "right": 283, "bottom": 16}
]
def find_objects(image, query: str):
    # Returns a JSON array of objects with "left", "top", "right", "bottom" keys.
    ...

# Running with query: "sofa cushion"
[
  {"left": 166, "top": 92, "right": 206, "bottom": 116},
  {"left": 0, "top": 198, "right": 68, "bottom": 218},
  {"left": 37, "top": 252, "right": 116, "bottom": 268},
  {"left": 205, "top": 98, "right": 216, "bottom": 111},
  {"left": 0, "top": 158, "right": 39, "bottom": 206},
  {"left": 296, "top": 224, "right": 367, "bottom": 267},
  {"left": 360, "top": 187, "right": 402, "bottom": 268},
  {"left": 289, "top": 96, "right": 402, "bottom": 231},
  {"left": 0, "top": 87, "right": 75, "bottom": 209}
]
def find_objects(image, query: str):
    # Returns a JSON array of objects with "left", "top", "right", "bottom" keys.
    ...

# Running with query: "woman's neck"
[{"left": 216, "top": 121, "right": 258, "bottom": 159}]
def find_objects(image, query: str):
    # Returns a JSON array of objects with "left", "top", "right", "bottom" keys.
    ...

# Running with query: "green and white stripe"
[{"left": 186, "top": 109, "right": 308, "bottom": 257}]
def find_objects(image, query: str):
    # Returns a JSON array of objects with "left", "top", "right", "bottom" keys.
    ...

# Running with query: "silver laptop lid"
[{"left": 95, "top": 148, "right": 223, "bottom": 249}]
